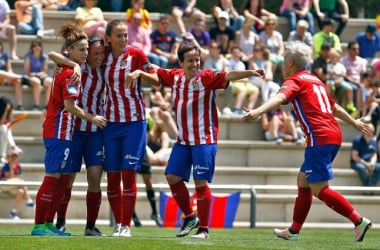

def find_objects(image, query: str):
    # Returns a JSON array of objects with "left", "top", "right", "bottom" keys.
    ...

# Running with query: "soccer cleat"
[
  {"left": 119, "top": 225, "right": 131, "bottom": 237},
  {"left": 151, "top": 213, "right": 163, "bottom": 227},
  {"left": 274, "top": 228, "right": 299, "bottom": 241},
  {"left": 45, "top": 222, "right": 71, "bottom": 236},
  {"left": 55, "top": 222, "right": 66, "bottom": 232},
  {"left": 31, "top": 224, "right": 55, "bottom": 236},
  {"left": 176, "top": 215, "right": 199, "bottom": 237},
  {"left": 132, "top": 213, "right": 142, "bottom": 227},
  {"left": 354, "top": 217, "right": 372, "bottom": 242},
  {"left": 10, "top": 211, "right": 20, "bottom": 220},
  {"left": 84, "top": 227, "right": 106, "bottom": 237},
  {"left": 112, "top": 223, "right": 121, "bottom": 237},
  {"left": 191, "top": 228, "right": 209, "bottom": 239}
]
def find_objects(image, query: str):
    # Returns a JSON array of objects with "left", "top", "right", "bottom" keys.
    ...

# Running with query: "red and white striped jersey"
[
  {"left": 103, "top": 46, "right": 152, "bottom": 122},
  {"left": 43, "top": 66, "right": 79, "bottom": 140},
  {"left": 74, "top": 64, "right": 105, "bottom": 132},
  {"left": 157, "top": 68, "right": 229, "bottom": 145}
]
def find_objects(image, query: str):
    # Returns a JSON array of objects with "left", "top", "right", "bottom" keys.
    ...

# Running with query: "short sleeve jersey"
[
  {"left": 43, "top": 66, "right": 79, "bottom": 140},
  {"left": 74, "top": 63, "right": 105, "bottom": 132},
  {"left": 157, "top": 68, "right": 229, "bottom": 145},
  {"left": 350, "top": 135, "right": 377, "bottom": 163},
  {"left": 0, "top": 162, "right": 21, "bottom": 179},
  {"left": 103, "top": 45, "right": 152, "bottom": 122},
  {"left": 279, "top": 70, "right": 342, "bottom": 147}
]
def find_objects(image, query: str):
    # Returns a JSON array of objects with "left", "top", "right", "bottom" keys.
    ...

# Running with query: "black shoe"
[
  {"left": 151, "top": 213, "right": 163, "bottom": 227},
  {"left": 132, "top": 214, "right": 142, "bottom": 227},
  {"left": 176, "top": 215, "right": 199, "bottom": 237},
  {"left": 15, "top": 105, "right": 25, "bottom": 111},
  {"left": 55, "top": 223, "right": 66, "bottom": 232}
]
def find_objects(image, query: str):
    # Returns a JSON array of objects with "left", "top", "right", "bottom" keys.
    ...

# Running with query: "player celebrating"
[
  {"left": 31, "top": 23, "right": 107, "bottom": 236},
  {"left": 125, "top": 41, "right": 264, "bottom": 239},
  {"left": 242, "top": 41, "right": 372, "bottom": 242}
]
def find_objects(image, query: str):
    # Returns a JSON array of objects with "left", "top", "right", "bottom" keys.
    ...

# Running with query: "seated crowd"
[{"left": 1, "top": 0, "right": 380, "bottom": 145}]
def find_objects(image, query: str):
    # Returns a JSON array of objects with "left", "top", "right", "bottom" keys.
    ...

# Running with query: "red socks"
[
  {"left": 35, "top": 176, "right": 59, "bottom": 224},
  {"left": 290, "top": 187, "right": 312, "bottom": 233},
  {"left": 121, "top": 169, "right": 137, "bottom": 227},
  {"left": 107, "top": 172, "right": 122, "bottom": 223},
  {"left": 195, "top": 185, "right": 211, "bottom": 228},
  {"left": 169, "top": 181, "right": 192, "bottom": 216},
  {"left": 318, "top": 186, "right": 361, "bottom": 224},
  {"left": 56, "top": 187, "right": 72, "bottom": 221}
]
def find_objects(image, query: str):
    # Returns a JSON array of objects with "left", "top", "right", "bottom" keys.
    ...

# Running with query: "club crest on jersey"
[
  {"left": 192, "top": 80, "right": 200, "bottom": 90},
  {"left": 120, "top": 60, "right": 128, "bottom": 68},
  {"left": 67, "top": 85, "right": 78, "bottom": 95}
]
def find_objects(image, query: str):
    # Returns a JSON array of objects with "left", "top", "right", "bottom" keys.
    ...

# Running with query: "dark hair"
[
  {"left": 88, "top": 35, "right": 104, "bottom": 47},
  {"left": 241, "top": 0, "right": 263, "bottom": 15},
  {"left": 177, "top": 42, "right": 201, "bottom": 62},
  {"left": 29, "top": 40, "right": 43, "bottom": 53},
  {"left": 58, "top": 22, "right": 87, "bottom": 49},
  {"left": 347, "top": 41, "right": 358, "bottom": 50},
  {"left": 105, "top": 19, "right": 125, "bottom": 37}
]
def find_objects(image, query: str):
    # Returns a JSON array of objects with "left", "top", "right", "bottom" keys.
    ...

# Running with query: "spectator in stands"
[
  {"left": 248, "top": 42, "right": 279, "bottom": 103},
  {"left": 0, "top": 0, "right": 19, "bottom": 59},
  {"left": 350, "top": 123, "right": 380, "bottom": 187},
  {"left": 326, "top": 48, "right": 356, "bottom": 114},
  {"left": 287, "top": 19, "right": 313, "bottom": 48},
  {"left": 280, "top": 0, "right": 315, "bottom": 35},
  {"left": 235, "top": 19, "right": 260, "bottom": 67},
  {"left": 241, "top": 0, "right": 275, "bottom": 34},
  {"left": 0, "top": 96, "right": 23, "bottom": 164},
  {"left": 126, "top": 0, "right": 152, "bottom": 33},
  {"left": 1, "top": 147, "right": 34, "bottom": 220},
  {"left": 24, "top": 40, "right": 53, "bottom": 110},
  {"left": 261, "top": 108, "right": 302, "bottom": 144},
  {"left": 148, "top": 84, "right": 178, "bottom": 138},
  {"left": 0, "top": 41, "right": 39, "bottom": 111},
  {"left": 312, "top": 0, "right": 349, "bottom": 37},
  {"left": 259, "top": 16, "right": 284, "bottom": 76},
  {"left": 341, "top": 41, "right": 367, "bottom": 108},
  {"left": 150, "top": 15, "right": 180, "bottom": 68},
  {"left": 228, "top": 46, "right": 260, "bottom": 115},
  {"left": 40, "top": 0, "right": 79, "bottom": 11},
  {"left": 147, "top": 119, "right": 172, "bottom": 166},
  {"left": 202, "top": 41, "right": 233, "bottom": 115},
  {"left": 110, "top": 0, "right": 123, "bottom": 12},
  {"left": 357, "top": 72, "right": 375, "bottom": 122},
  {"left": 75, "top": 0, "right": 107, "bottom": 36},
  {"left": 312, "top": 43, "right": 330, "bottom": 82},
  {"left": 212, "top": 0, "right": 245, "bottom": 31},
  {"left": 127, "top": 12, "right": 152, "bottom": 56},
  {"left": 356, "top": 23, "right": 380, "bottom": 63},
  {"left": 313, "top": 19, "right": 341, "bottom": 58},
  {"left": 209, "top": 11, "right": 235, "bottom": 57},
  {"left": 183, "top": 18, "right": 211, "bottom": 60},
  {"left": 171, "top": 0, "right": 205, "bottom": 37},
  {"left": 14, "top": 0, "right": 46, "bottom": 38}
]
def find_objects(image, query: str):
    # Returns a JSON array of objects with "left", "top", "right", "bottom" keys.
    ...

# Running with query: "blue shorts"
[
  {"left": 103, "top": 121, "right": 146, "bottom": 172},
  {"left": 165, "top": 143, "right": 217, "bottom": 183},
  {"left": 300, "top": 144, "right": 339, "bottom": 183},
  {"left": 71, "top": 130, "right": 104, "bottom": 173},
  {"left": 44, "top": 138, "right": 73, "bottom": 174}
]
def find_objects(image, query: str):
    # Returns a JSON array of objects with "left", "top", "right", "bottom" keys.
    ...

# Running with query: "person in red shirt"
[
  {"left": 242, "top": 41, "right": 372, "bottom": 242},
  {"left": 31, "top": 22, "right": 107, "bottom": 236},
  {"left": 125, "top": 41, "right": 265, "bottom": 239}
]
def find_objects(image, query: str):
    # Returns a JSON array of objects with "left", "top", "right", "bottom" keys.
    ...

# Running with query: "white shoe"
[
  {"left": 222, "top": 107, "right": 232, "bottom": 115},
  {"left": 119, "top": 225, "right": 131, "bottom": 237},
  {"left": 36, "top": 30, "right": 44, "bottom": 38},
  {"left": 111, "top": 223, "right": 121, "bottom": 237}
]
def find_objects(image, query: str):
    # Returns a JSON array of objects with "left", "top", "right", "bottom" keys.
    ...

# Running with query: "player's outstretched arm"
[
  {"left": 225, "top": 69, "right": 265, "bottom": 82},
  {"left": 64, "top": 99, "right": 107, "bottom": 129},
  {"left": 332, "top": 103, "right": 373, "bottom": 136},
  {"left": 242, "top": 93, "right": 287, "bottom": 123}
]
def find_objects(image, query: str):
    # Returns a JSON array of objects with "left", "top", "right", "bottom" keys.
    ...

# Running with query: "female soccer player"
[{"left": 31, "top": 22, "right": 107, "bottom": 236}]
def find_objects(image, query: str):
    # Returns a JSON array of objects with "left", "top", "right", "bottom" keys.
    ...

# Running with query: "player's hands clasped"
[{"left": 241, "top": 107, "right": 260, "bottom": 123}]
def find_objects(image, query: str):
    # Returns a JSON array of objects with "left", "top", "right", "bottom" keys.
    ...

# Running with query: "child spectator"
[
  {"left": 1, "top": 147, "right": 34, "bottom": 219},
  {"left": 326, "top": 48, "right": 356, "bottom": 115},
  {"left": 23, "top": 40, "right": 52, "bottom": 110},
  {"left": 126, "top": 0, "right": 152, "bottom": 33},
  {"left": 75, "top": 0, "right": 107, "bottom": 36}
]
